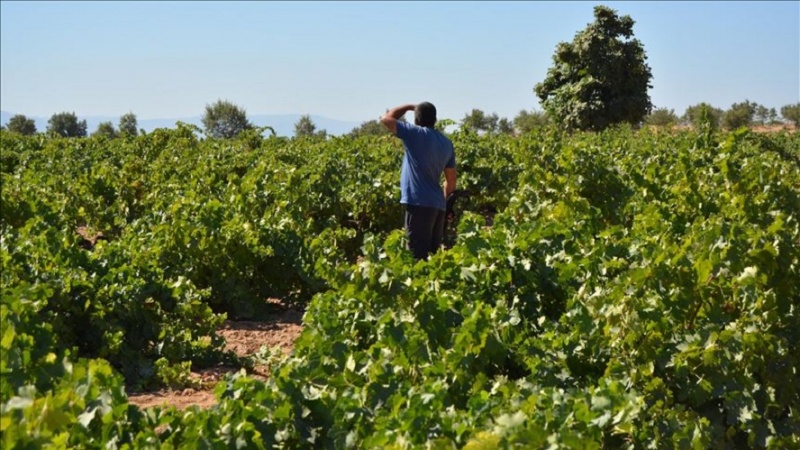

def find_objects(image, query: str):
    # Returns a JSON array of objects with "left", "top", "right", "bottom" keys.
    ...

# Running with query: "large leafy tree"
[
  {"left": 118, "top": 112, "right": 138, "bottom": 137},
  {"left": 47, "top": 112, "right": 87, "bottom": 137},
  {"left": 202, "top": 100, "right": 252, "bottom": 139},
  {"left": 6, "top": 114, "right": 37, "bottom": 135},
  {"left": 535, "top": 5, "right": 653, "bottom": 131}
]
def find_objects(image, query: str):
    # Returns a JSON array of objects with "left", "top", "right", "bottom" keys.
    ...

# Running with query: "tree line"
[
  {"left": 4, "top": 5, "right": 800, "bottom": 139},
  {"left": 5, "top": 100, "right": 798, "bottom": 140}
]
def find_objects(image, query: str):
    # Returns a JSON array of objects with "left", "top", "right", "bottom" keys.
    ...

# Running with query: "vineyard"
[{"left": 1, "top": 124, "right": 799, "bottom": 448}]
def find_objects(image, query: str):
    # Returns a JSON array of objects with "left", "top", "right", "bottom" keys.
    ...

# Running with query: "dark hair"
[{"left": 415, "top": 102, "right": 437, "bottom": 128}]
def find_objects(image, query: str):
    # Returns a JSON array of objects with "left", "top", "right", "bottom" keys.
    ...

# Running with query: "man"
[{"left": 380, "top": 102, "right": 456, "bottom": 260}]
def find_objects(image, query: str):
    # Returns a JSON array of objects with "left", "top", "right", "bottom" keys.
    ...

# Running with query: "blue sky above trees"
[{"left": 1, "top": 1, "right": 797, "bottom": 124}]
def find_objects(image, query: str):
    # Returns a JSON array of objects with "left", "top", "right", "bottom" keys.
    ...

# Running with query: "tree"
[
  {"left": 513, "top": 109, "right": 550, "bottom": 134},
  {"left": 461, "top": 109, "right": 499, "bottom": 133},
  {"left": 497, "top": 118, "right": 514, "bottom": 135},
  {"left": 47, "top": 112, "right": 87, "bottom": 137},
  {"left": 535, "top": 5, "right": 653, "bottom": 131},
  {"left": 118, "top": 112, "right": 138, "bottom": 137},
  {"left": 348, "top": 120, "right": 387, "bottom": 138},
  {"left": 683, "top": 103, "right": 723, "bottom": 130},
  {"left": 6, "top": 114, "right": 37, "bottom": 135},
  {"left": 645, "top": 108, "right": 679, "bottom": 127},
  {"left": 93, "top": 121, "right": 117, "bottom": 139},
  {"left": 752, "top": 104, "right": 778, "bottom": 125},
  {"left": 294, "top": 115, "right": 316, "bottom": 137},
  {"left": 294, "top": 115, "right": 326, "bottom": 138},
  {"left": 202, "top": 100, "right": 252, "bottom": 139},
  {"left": 722, "top": 100, "right": 757, "bottom": 129},
  {"left": 781, "top": 103, "right": 800, "bottom": 127}
]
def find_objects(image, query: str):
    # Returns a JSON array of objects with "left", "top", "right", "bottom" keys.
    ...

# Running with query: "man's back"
[{"left": 396, "top": 121, "right": 455, "bottom": 211}]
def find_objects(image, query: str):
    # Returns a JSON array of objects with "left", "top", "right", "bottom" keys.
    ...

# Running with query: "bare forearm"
[
  {"left": 444, "top": 168, "right": 457, "bottom": 198},
  {"left": 380, "top": 104, "right": 416, "bottom": 134},
  {"left": 444, "top": 184, "right": 455, "bottom": 198},
  {"left": 384, "top": 104, "right": 416, "bottom": 120}
]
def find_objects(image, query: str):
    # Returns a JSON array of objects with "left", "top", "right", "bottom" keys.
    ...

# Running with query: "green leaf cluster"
[{"left": 2, "top": 125, "right": 799, "bottom": 448}]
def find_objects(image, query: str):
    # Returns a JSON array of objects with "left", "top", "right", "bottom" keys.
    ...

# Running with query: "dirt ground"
[{"left": 127, "top": 301, "right": 304, "bottom": 410}]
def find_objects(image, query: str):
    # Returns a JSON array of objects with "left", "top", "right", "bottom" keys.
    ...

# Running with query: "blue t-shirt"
[{"left": 396, "top": 121, "right": 456, "bottom": 211}]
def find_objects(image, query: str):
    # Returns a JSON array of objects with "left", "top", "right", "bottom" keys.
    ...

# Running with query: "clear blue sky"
[{"left": 1, "top": 1, "right": 798, "bottom": 123}]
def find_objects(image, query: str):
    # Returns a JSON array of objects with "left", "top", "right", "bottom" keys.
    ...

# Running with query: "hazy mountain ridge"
[{"left": 0, "top": 111, "right": 364, "bottom": 137}]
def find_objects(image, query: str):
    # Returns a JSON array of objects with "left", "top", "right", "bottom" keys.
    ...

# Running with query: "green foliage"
[
  {"left": 753, "top": 104, "right": 778, "bottom": 125},
  {"left": 294, "top": 114, "right": 316, "bottom": 137},
  {"left": 349, "top": 119, "right": 388, "bottom": 137},
  {"left": 497, "top": 117, "right": 514, "bottom": 135},
  {"left": 93, "top": 121, "right": 117, "bottom": 139},
  {"left": 47, "top": 111, "right": 87, "bottom": 138},
  {"left": 294, "top": 114, "right": 327, "bottom": 138},
  {"left": 535, "top": 5, "right": 653, "bottom": 131},
  {"left": 781, "top": 103, "right": 800, "bottom": 127},
  {"left": 5, "top": 114, "right": 37, "bottom": 135},
  {"left": 513, "top": 109, "right": 550, "bottom": 134},
  {"left": 684, "top": 102, "right": 723, "bottom": 130},
  {"left": 1, "top": 283, "right": 66, "bottom": 400},
  {"left": 2, "top": 125, "right": 799, "bottom": 448},
  {"left": 118, "top": 112, "right": 138, "bottom": 137},
  {"left": 434, "top": 118, "right": 457, "bottom": 133},
  {"left": 201, "top": 99, "right": 253, "bottom": 139},
  {"left": 2, "top": 358, "right": 144, "bottom": 449},
  {"left": 723, "top": 100, "right": 758, "bottom": 130},
  {"left": 645, "top": 107, "right": 678, "bottom": 127},
  {"left": 460, "top": 109, "right": 499, "bottom": 134}
]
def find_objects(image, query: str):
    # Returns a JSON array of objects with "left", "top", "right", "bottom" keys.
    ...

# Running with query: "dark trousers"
[{"left": 404, "top": 204, "right": 446, "bottom": 260}]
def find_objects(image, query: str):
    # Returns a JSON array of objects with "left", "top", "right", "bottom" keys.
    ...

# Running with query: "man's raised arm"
[{"left": 380, "top": 104, "right": 416, "bottom": 135}]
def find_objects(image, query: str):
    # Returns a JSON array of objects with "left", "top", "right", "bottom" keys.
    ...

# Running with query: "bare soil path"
[{"left": 127, "top": 300, "right": 304, "bottom": 410}]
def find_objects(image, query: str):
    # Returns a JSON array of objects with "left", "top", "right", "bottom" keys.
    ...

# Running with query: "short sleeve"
[
  {"left": 396, "top": 120, "right": 412, "bottom": 140},
  {"left": 445, "top": 143, "right": 456, "bottom": 169}
]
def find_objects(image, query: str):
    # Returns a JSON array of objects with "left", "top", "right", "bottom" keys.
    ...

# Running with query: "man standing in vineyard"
[{"left": 381, "top": 102, "right": 457, "bottom": 260}]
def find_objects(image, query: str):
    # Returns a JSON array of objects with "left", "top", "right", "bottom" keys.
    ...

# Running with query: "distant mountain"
[{"left": 0, "top": 111, "right": 363, "bottom": 137}]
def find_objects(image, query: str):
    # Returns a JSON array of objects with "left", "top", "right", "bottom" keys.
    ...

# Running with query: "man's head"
[{"left": 414, "top": 102, "right": 437, "bottom": 128}]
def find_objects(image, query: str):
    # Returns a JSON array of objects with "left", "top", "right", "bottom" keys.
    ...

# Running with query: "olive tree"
[
  {"left": 202, "top": 100, "right": 253, "bottom": 139},
  {"left": 6, "top": 114, "right": 37, "bottom": 135},
  {"left": 535, "top": 5, "right": 653, "bottom": 131},
  {"left": 93, "top": 121, "right": 117, "bottom": 138},
  {"left": 497, "top": 117, "right": 514, "bottom": 135},
  {"left": 781, "top": 103, "right": 800, "bottom": 127},
  {"left": 348, "top": 120, "right": 387, "bottom": 137},
  {"left": 753, "top": 105, "right": 778, "bottom": 125},
  {"left": 460, "top": 109, "right": 499, "bottom": 133},
  {"left": 47, "top": 112, "right": 87, "bottom": 137},
  {"left": 683, "top": 103, "right": 723, "bottom": 130},
  {"left": 294, "top": 115, "right": 327, "bottom": 138},
  {"left": 645, "top": 108, "right": 679, "bottom": 127},
  {"left": 722, "top": 100, "right": 757, "bottom": 130},
  {"left": 118, "top": 112, "right": 138, "bottom": 137},
  {"left": 513, "top": 109, "right": 551, "bottom": 134}
]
